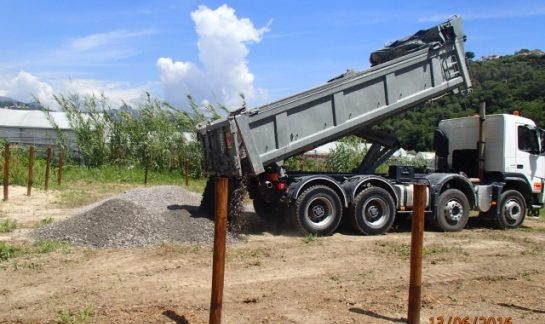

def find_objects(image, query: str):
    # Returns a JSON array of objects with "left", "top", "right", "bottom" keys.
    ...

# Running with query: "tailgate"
[{"left": 197, "top": 117, "right": 243, "bottom": 177}]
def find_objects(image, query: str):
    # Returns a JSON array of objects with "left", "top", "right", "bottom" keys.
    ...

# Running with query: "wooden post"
[
  {"left": 27, "top": 145, "right": 35, "bottom": 196},
  {"left": 3, "top": 143, "right": 9, "bottom": 201},
  {"left": 184, "top": 159, "right": 189, "bottom": 187},
  {"left": 45, "top": 146, "right": 51, "bottom": 191},
  {"left": 57, "top": 151, "right": 64, "bottom": 185},
  {"left": 209, "top": 177, "right": 228, "bottom": 324},
  {"left": 407, "top": 183, "right": 426, "bottom": 324}
]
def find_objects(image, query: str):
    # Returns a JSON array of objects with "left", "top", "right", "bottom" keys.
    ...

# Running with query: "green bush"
[
  {"left": 0, "top": 241, "right": 22, "bottom": 262},
  {"left": 54, "top": 94, "right": 110, "bottom": 167},
  {"left": 57, "top": 304, "right": 93, "bottom": 323},
  {"left": 0, "top": 219, "right": 17, "bottom": 233},
  {"left": 325, "top": 136, "right": 367, "bottom": 173},
  {"left": 50, "top": 93, "right": 222, "bottom": 178},
  {"left": 0, "top": 240, "right": 71, "bottom": 263},
  {"left": 1, "top": 144, "right": 62, "bottom": 187},
  {"left": 284, "top": 155, "right": 325, "bottom": 172}
]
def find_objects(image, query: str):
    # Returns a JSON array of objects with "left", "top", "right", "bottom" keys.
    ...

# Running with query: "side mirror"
[
  {"left": 540, "top": 129, "right": 545, "bottom": 154},
  {"left": 433, "top": 129, "right": 449, "bottom": 157}
]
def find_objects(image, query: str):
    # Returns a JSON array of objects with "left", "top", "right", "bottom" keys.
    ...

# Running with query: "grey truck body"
[
  {"left": 198, "top": 16, "right": 543, "bottom": 236},
  {"left": 198, "top": 16, "right": 540, "bottom": 236},
  {"left": 198, "top": 16, "right": 471, "bottom": 177}
]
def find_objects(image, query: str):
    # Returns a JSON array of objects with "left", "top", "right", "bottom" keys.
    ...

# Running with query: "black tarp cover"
[{"left": 370, "top": 24, "right": 447, "bottom": 66}]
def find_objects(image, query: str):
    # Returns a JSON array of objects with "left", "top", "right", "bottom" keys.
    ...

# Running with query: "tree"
[
  {"left": 54, "top": 94, "right": 110, "bottom": 167},
  {"left": 377, "top": 52, "right": 545, "bottom": 150}
]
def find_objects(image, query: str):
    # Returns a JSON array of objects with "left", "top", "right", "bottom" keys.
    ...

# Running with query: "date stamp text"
[{"left": 429, "top": 316, "right": 513, "bottom": 324}]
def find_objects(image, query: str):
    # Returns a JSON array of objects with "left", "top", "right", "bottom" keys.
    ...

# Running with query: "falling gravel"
[{"left": 32, "top": 186, "right": 239, "bottom": 248}]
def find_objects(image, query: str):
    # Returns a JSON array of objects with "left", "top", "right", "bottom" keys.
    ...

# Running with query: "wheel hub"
[
  {"left": 367, "top": 205, "right": 380, "bottom": 219},
  {"left": 503, "top": 200, "right": 521, "bottom": 221},
  {"left": 362, "top": 198, "right": 388, "bottom": 228},
  {"left": 444, "top": 200, "right": 463, "bottom": 222},
  {"left": 312, "top": 205, "right": 325, "bottom": 219},
  {"left": 307, "top": 197, "right": 333, "bottom": 225}
]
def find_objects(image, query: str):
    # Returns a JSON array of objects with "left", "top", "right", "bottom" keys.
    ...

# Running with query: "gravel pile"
[{"left": 33, "top": 186, "right": 239, "bottom": 248}]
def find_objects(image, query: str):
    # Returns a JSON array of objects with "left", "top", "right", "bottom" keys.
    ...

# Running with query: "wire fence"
[
  {"left": 0, "top": 128, "right": 202, "bottom": 173},
  {"left": 1, "top": 141, "right": 194, "bottom": 202},
  {"left": 0, "top": 128, "right": 79, "bottom": 159},
  {"left": 1, "top": 143, "right": 61, "bottom": 201}
]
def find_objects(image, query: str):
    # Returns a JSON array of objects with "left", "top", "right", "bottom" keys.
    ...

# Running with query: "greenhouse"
[{"left": 0, "top": 108, "right": 77, "bottom": 153}]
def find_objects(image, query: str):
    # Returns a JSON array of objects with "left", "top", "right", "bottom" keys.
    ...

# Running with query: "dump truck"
[{"left": 198, "top": 16, "right": 545, "bottom": 235}]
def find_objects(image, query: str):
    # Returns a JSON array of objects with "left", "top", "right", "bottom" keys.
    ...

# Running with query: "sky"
[{"left": 1, "top": 0, "right": 544, "bottom": 110}]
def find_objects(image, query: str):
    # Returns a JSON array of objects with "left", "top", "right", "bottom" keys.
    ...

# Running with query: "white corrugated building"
[{"left": 0, "top": 108, "right": 78, "bottom": 152}]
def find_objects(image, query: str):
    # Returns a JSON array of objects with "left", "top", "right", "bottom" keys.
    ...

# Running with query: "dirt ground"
[{"left": 1, "top": 185, "right": 545, "bottom": 323}]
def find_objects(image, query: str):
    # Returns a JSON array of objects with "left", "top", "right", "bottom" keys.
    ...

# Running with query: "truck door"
[{"left": 515, "top": 124, "right": 545, "bottom": 198}]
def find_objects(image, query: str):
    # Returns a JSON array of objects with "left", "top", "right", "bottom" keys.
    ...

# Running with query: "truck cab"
[{"left": 437, "top": 114, "right": 545, "bottom": 214}]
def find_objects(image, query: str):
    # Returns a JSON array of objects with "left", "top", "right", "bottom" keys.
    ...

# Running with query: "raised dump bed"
[{"left": 199, "top": 16, "right": 471, "bottom": 177}]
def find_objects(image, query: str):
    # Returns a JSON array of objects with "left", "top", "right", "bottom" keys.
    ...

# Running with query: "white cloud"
[
  {"left": 0, "top": 71, "right": 54, "bottom": 105},
  {"left": 52, "top": 78, "right": 151, "bottom": 107},
  {"left": 0, "top": 29, "right": 157, "bottom": 70},
  {"left": 417, "top": 14, "right": 455, "bottom": 23},
  {"left": 68, "top": 29, "right": 155, "bottom": 52},
  {"left": 156, "top": 57, "right": 207, "bottom": 107},
  {"left": 0, "top": 71, "right": 151, "bottom": 109},
  {"left": 49, "top": 29, "right": 157, "bottom": 65},
  {"left": 419, "top": 7, "right": 545, "bottom": 23},
  {"left": 157, "top": 4, "right": 270, "bottom": 110}
]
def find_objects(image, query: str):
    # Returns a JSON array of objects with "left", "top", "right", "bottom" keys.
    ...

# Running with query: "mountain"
[
  {"left": 377, "top": 50, "right": 545, "bottom": 151},
  {"left": 0, "top": 96, "right": 23, "bottom": 104},
  {"left": 0, "top": 96, "right": 45, "bottom": 110}
]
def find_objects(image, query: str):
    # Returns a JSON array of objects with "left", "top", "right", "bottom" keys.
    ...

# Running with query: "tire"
[
  {"left": 253, "top": 198, "right": 277, "bottom": 220},
  {"left": 199, "top": 177, "right": 216, "bottom": 216},
  {"left": 290, "top": 185, "right": 343, "bottom": 236},
  {"left": 350, "top": 187, "right": 396, "bottom": 235},
  {"left": 433, "top": 189, "right": 469, "bottom": 232},
  {"left": 199, "top": 177, "right": 242, "bottom": 221},
  {"left": 493, "top": 190, "right": 526, "bottom": 229}
]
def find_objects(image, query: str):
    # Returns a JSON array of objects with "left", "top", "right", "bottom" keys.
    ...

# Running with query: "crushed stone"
[{"left": 32, "top": 186, "right": 239, "bottom": 248}]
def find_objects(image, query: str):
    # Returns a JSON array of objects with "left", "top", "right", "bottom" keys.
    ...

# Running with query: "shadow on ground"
[
  {"left": 348, "top": 307, "right": 406, "bottom": 323},
  {"left": 498, "top": 303, "right": 545, "bottom": 314},
  {"left": 162, "top": 310, "right": 190, "bottom": 324},
  {"left": 168, "top": 204, "right": 213, "bottom": 220},
  {"left": 166, "top": 202, "right": 510, "bottom": 238}
]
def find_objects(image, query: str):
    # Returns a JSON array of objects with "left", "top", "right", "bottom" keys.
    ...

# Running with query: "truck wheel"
[
  {"left": 350, "top": 187, "right": 396, "bottom": 235},
  {"left": 199, "top": 177, "right": 216, "bottom": 216},
  {"left": 253, "top": 198, "right": 277, "bottom": 220},
  {"left": 493, "top": 190, "right": 526, "bottom": 229},
  {"left": 290, "top": 185, "right": 343, "bottom": 236},
  {"left": 433, "top": 189, "right": 469, "bottom": 232}
]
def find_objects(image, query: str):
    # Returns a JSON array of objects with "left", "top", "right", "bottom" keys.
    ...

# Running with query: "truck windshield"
[{"left": 518, "top": 126, "right": 540, "bottom": 154}]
